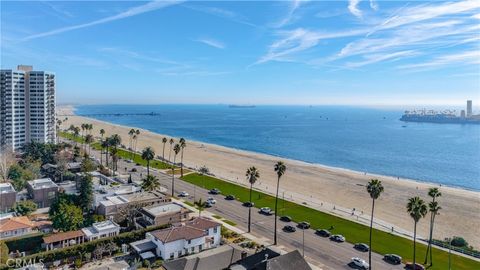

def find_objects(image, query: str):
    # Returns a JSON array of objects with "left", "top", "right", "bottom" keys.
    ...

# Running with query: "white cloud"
[
  {"left": 183, "top": 4, "right": 257, "bottom": 28},
  {"left": 21, "top": 0, "right": 182, "bottom": 41},
  {"left": 399, "top": 50, "right": 480, "bottom": 70},
  {"left": 369, "top": 0, "right": 379, "bottom": 11},
  {"left": 345, "top": 50, "right": 418, "bottom": 68},
  {"left": 274, "top": 0, "right": 305, "bottom": 28},
  {"left": 196, "top": 38, "right": 225, "bottom": 49},
  {"left": 348, "top": 0, "right": 362, "bottom": 19}
]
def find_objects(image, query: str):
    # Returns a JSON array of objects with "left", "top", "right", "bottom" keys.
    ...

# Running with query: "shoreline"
[{"left": 57, "top": 105, "right": 480, "bottom": 248}]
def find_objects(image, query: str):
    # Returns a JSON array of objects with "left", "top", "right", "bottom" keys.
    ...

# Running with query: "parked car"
[
  {"left": 260, "top": 207, "right": 272, "bottom": 215},
  {"left": 283, "top": 225, "right": 296, "bottom": 232},
  {"left": 354, "top": 243, "right": 369, "bottom": 252},
  {"left": 405, "top": 263, "right": 425, "bottom": 270},
  {"left": 330, "top": 234, "right": 345, "bottom": 242},
  {"left": 207, "top": 197, "right": 217, "bottom": 204},
  {"left": 178, "top": 191, "right": 189, "bottom": 197},
  {"left": 351, "top": 257, "right": 369, "bottom": 270},
  {"left": 205, "top": 201, "right": 213, "bottom": 208},
  {"left": 383, "top": 254, "right": 402, "bottom": 265},
  {"left": 209, "top": 188, "right": 221, "bottom": 195},
  {"left": 315, "top": 229, "right": 331, "bottom": 237},
  {"left": 298, "top": 221, "right": 311, "bottom": 229},
  {"left": 280, "top": 216, "right": 292, "bottom": 222},
  {"left": 243, "top": 201, "right": 254, "bottom": 207},
  {"left": 225, "top": 194, "right": 235, "bottom": 200}
]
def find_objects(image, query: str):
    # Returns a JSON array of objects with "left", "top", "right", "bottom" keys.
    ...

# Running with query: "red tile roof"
[
  {"left": 43, "top": 230, "right": 85, "bottom": 244},
  {"left": 150, "top": 217, "right": 220, "bottom": 243},
  {"left": 0, "top": 216, "right": 34, "bottom": 233}
]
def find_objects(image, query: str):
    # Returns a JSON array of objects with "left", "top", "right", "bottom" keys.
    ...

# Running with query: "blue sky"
[{"left": 1, "top": 0, "right": 479, "bottom": 106}]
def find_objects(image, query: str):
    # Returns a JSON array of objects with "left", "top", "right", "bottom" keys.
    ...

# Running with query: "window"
[
  {"left": 187, "top": 240, "right": 191, "bottom": 244},
  {"left": 213, "top": 227, "right": 218, "bottom": 233},
  {"left": 170, "top": 253, "right": 174, "bottom": 259}
]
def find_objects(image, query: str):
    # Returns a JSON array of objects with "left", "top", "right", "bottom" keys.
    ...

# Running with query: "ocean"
[{"left": 75, "top": 104, "right": 480, "bottom": 190}]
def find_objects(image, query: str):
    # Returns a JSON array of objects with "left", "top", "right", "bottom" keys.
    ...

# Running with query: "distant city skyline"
[{"left": 1, "top": 0, "right": 479, "bottom": 106}]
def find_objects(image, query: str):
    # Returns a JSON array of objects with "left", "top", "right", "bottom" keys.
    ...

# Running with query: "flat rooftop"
[
  {"left": 82, "top": 220, "right": 119, "bottom": 237},
  {"left": 0, "top": 182, "right": 15, "bottom": 193},
  {"left": 28, "top": 178, "right": 58, "bottom": 189},
  {"left": 145, "top": 203, "right": 184, "bottom": 217}
]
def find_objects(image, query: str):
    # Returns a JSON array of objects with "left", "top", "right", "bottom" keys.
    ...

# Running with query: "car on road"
[
  {"left": 178, "top": 191, "right": 189, "bottom": 197},
  {"left": 242, "top": 201, "right": 254, "bottom": 207},
  {"left": 405, "top": 263, "right": 425, "bottom": 270},
  {"left": 225, "top": 194, "right": 235, "bottom": 200},
  {"left": 298, "top": 221, "right": 311, "bottom": 229},
  {"left": 383, "top": 254, "right": 402, "bottom": 265},
  {"left": 330, "top": 234, "right": 346, "bottom": 242},
  {"left": 315, "top": 229, "right": 331, "bottom": 237},
  {"left": 205, "top": 201, "right": 213, "bottom": 208},
  {"left": 283, "top": 225, "right": 296, "bottom": 232},
  {"left": 353, "top": 243, "right": 369, "bottom": 252},
  {"left": 260, "top": 207, "right": 272, "bottom": 215},
  {"left": 207, "top": 197, "right": 217, "bottom": 204},
  {"left": 350, "top": 257, "right": 369, "bottom": 270},
  {"left": 209, "top": 188, "right": 221, "bottom": 195},
  {"left": 280, "top": 216, "right": 292, "bottom": 222}
]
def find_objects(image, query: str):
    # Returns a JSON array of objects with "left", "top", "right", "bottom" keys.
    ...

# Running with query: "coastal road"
[{"left": 63, "top": 138, "right": 404, "bottom": 270}]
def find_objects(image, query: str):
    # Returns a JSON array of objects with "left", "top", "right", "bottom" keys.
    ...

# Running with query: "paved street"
[{"left": 65, "top": 139, "right": 404, "bottom": 270}]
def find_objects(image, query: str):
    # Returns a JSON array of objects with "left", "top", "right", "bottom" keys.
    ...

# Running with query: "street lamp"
[{"left": 445, "top": 237, "right": 452, "bottom": 270}]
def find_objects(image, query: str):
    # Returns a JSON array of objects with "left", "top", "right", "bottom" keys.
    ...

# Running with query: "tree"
[
  {"left": 128, "top": 129, "right": 135, "bottom": 151},
  {"left": 0, "top": 145, "right": 16, "bottom": 182},
  {"left": 366, "top": 179, "right": 384, "bottom": 269},
  {"left": 54, "top": 151, "right": 69, "bottom": 182},
  {"left": 195, "top": 199, "right": 207, "bottom": 217},
  {"left": 85, "top": 134, "right": 94, "bottom": 155},
  {"left": 78, "top": 174, "right": 94, "bottom": 211},
  {"left": 424, "top": 188, "right": 442, "bottom": 266},
  {"left": 162, "top": 137, "right": 167, "bottom": 160},
  {"left": 51, "top": 202, "right": 84, "bottom": 231},
  {"left": 199, "top": 166, "right": 209, "bottom": 188},
  {"left": 100, "top": 129, "right": 105, "bottom": 139},
  {"left": 101, "top": 139, "right": 109, "bottom": 167},
  {"left": 141, "top": 174, "right": 160, "bottom": 192},
  {"left": 13, "top": 200, "right": 37, "bottom": 216},
  {"left": 141, "top": 147, "right": 155, "bottom": 177},
  {"left": 407, "top": 196, "right": 428, "bottom": 269},
  {"left": 168, "top": 138, "right": 174, "bottom": 162},
  {"left": 246, "top": 166, "right": 259, "bottom": 233},
  {"left": 110, "top": 147, "right": 118, "bottom": 176},
  {"left": 273, "top": 161, "right": 286, "bottom": 245},
  {"left": 179, "top": 138, "right": 186, "bottom": 177},
  {"left": 81, "top": 156, "right": 96, "bottom": 173},
  {"left": 172, "top": 144, "right": 181, "bottom": 196}
]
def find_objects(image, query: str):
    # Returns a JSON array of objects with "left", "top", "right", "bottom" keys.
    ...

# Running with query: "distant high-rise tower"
[
  {"left": 1, "top": 65, "right": 56, "bottom": 151},
  {"left": 466, "top": 100, "right": 472, "bottom": 118}
]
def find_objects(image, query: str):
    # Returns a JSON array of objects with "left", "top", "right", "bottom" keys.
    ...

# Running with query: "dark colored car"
[
  {"left": 130, "top": 168, "right": 137, "bottom": 172},
  {"left": 242, "top": 201, "right": 254, "bottom": 207},
  {"left": 280, "top": 216, "right": 292, "bottom": 222},
  {"left": 315, "top": 229, "right": 331, "bottom": 237},
  {"left": 298, "top": 221, "right": 311, "bottom": 229},
  {"left": 383, "top": 254, "right": 402, "bottom": 265},
  {"left": 225, "top": 194, "right": 235, "bottom": 200},
  {"left": 283, "top": 225, "right": 296, "bottom": 232},
  {"left": 405, "top": 263, "right": 425, "bottom": 270},
  {"left": 354, "top": 243, "right": 369, "bottom": 252},
  {"left": 209, "top": 188, "right": 221, "bottom": 195}
]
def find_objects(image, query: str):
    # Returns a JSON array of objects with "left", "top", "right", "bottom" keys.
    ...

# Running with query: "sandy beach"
[{"left": 58, "top": 105, "right": 480, "bottom": 248}]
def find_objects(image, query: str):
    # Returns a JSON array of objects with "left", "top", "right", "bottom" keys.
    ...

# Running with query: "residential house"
[
  {"left": 0, "top": 216, "right": 35, "bottom": 239},
  {"left": 229, "top": 249, "right": 312, "bottom": 270},
  {"left": 43, "top": 230, "right": 85, "bottom": 251},
  {"left": 136, "top": 202, "right": 190, "bottom": 228},
  {"left": 0, "top": 182, "right": 17, "bottom": 213},
  {"left": 26, "top": 178, "right": 58, "bottom": 208},
  {"left": 81, "top": 220, "right": 120, "bottom": 241},
  {"left": 130, "top": 217, "right": 221, "bottom": 261},
  {"left": 97, "top": 191, "right": 170, "bottom": 219},
  {"left": 163, "top": 245, "right": 246, "bottom": 270}
]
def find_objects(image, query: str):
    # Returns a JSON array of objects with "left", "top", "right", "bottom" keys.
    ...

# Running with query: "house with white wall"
[
  {"left": 130, "top": 217, "right": 221, "bottom": 261},
  {"left": 81, "top": 220, "right": 120, "bottom": 241}
]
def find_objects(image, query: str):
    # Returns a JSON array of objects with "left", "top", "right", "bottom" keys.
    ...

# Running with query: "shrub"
[
  {"left": 451, "top": 237, "right": 468, "bottom": 248},
  {"left": 4, "top": 233, "right": 43, "bottom": 253}
]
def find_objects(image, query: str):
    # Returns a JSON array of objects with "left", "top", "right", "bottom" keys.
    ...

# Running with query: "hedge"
[{"left": 4, "top": 233, "right": 44, "bottom": 254}]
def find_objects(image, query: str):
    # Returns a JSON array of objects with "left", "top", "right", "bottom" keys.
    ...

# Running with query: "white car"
[
  {"left": 207, "top": 197, "right": 217, "bottom": 204},
  {"left": 178, "top": 191, "right": 189, "bottom": 197},
  {"left": 351, "top": 257, "right": 369, "bottom": 270},
  {"left": 260, "top": 207, "right": 272, "bottom": 215}
]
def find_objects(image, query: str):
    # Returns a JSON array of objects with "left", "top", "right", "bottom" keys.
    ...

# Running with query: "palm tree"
[
  {"left": 424, "top": 188, "right": 442, "bottom": 266},
  {"left": 110, "top": 147, "right": 118, "bottom": 176},
  {"left": 141, "top": 174, "right": 160, "bottom": 192},
  {"left": 73, "top": 127, "right": 80, "bottom": 146},
  {"left": 366, "top": 179, "right": 384, "bottom": 269},
  {"left": 162, "top": 137, "right": 167, "bottom": 160},
  {"left": 273, "top": 161, "right": 286, "bottom": 245},
  {"left": 246, "top": 166, "right": 259, "bottom": 233},
  {"left": 179, "top": 138, "right": 186, "bottom": 177},
  {"left": 109, "top": 134, "right": 121, "bottom": 172},
  {"left": 141, "top": 147, "right": 155, "bottom": 177},
  {"left": 199, "top": 166, "right": 209, "bottom": 188},
  {"left": 128, "top": 129, "right": 135, "bottom": 151},
  {"left": 195, "top": 199, "right": 207, "bottom": 217},
  {"left": 100, "top": 139, "right": 109, "bottom": 166},
  {"left": 100, "top": 129, "right": 105, "bottom": 139},
  {"left": 407, "top": 196, "right": 428, "bottom": 269},
  {"left": 172, "top": 144, "right": 181, "bottom": 196},
  {"left": 85, "top": 134, "right": 94, "bottom": 155},
  {"left": 168, "top": 138, "right": 174, "bottom": 162}
]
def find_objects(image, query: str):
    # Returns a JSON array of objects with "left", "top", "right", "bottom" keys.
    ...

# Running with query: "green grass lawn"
[{"left": 181, "top": 173, "right": 479, "bottom": 270}]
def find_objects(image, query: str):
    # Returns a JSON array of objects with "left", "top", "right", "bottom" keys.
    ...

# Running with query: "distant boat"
[
  {"left": 228, "top": 105, "right": 256, "bottom": 108},
  {"left": 402, "top": 125, "right": 407, "bottom": 128}
]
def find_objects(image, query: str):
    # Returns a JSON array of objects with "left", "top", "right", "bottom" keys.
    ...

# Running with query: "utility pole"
[{"left": 302, "top": 228, "right": 305, "bottom": 257}]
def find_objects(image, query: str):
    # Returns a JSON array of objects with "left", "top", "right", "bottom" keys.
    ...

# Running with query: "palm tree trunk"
[
  {"left": 430, "top": 215, "right": 436, "bottom": 266},
  {"left": 248, "top": 183, "right": 253, "bottom": 233},
  {"left": 147, "top": 160, "right": 150, "bottom": 177},
  {"left": 274, "top": 175, "right": 280, "bottom": 245},
  {"left": 172, "top": 156, "right": 176, "bottom": 197},
  {"left": 180, "top": 149, "right": 184, "bottom": 177},
  {"left": 413, "top": 221, "right": 417, "bottom": 268},
  {"left": 368, "top": 199, "right": 375, "bottom": 270},
  {"left": 162, "top": 143, "right": 166, "bottom": 160},
  {"left": 106, "top": 146, "right": 109, "bottom": 167},
  {"left": 424, "top": 211, "right": 434, "bottom": 265},
  {"left": 100, "top": 148, "right": 103, "bottom": 166}
]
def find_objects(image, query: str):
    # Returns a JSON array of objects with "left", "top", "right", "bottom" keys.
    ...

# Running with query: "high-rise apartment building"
[
  {"left": 1, "top": 65, "right": 56, "bottom": 151},
  {"left": 466, "top": 100, "right": 472, "bottom": 118}
]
